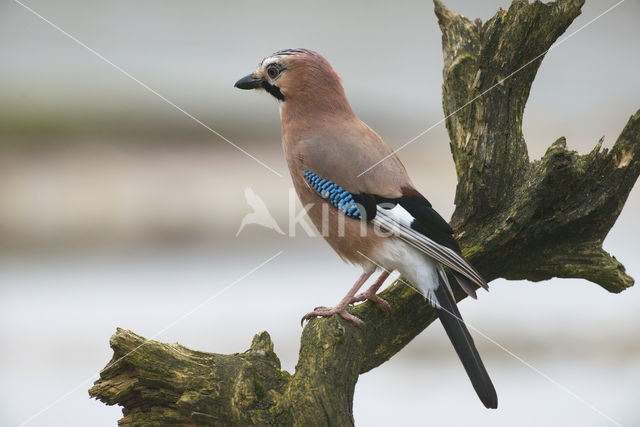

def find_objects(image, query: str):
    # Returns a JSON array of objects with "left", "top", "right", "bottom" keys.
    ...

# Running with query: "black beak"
[{"left": 234, "top": 74, "right": 264, "bottom": 90}]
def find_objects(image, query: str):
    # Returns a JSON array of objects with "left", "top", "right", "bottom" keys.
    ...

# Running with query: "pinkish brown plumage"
[{"left": 235, "top": 49, "right": 497, "bottom": 408}]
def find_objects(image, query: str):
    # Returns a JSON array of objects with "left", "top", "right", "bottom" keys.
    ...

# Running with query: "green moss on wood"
[{"left": 90, "top": 2, "right": 637, "bottom": 425}]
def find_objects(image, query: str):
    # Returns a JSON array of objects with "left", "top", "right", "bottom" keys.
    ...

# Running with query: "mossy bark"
[{"left": 90, "top": 1, "right": 639, "bottom": 424}]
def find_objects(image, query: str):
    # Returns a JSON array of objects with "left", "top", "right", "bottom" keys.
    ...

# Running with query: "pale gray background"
[{"left": 1, "top": 0, "right": 639, "bottom": 426}]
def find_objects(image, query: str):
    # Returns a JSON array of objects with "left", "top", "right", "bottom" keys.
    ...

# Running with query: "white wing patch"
[
  {"left": 373, "top": 206, "right": 488, "bottom": 290},
  {"left": 384, "top": 204, "right": 415, "bottom": 227}
]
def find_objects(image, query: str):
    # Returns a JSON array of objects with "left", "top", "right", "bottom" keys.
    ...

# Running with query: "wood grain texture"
[{"left": 90, "top": 1, "right": 638, "bottom": 424}]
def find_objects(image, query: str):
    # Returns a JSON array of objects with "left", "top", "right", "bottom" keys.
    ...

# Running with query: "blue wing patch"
[{"left": 303, "top": 169, "right": 361, "bottom": 219}]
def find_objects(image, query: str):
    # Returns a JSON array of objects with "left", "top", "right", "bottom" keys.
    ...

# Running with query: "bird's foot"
[
  {"left": 350, "top": 291, "right": 391, "bottom": 312},
  {"left": 301, "top": 306, "right": 366, "bottom": 329}
]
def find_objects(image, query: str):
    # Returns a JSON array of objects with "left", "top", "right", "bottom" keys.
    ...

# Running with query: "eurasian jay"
[{"left": 235, "top": 49, "right": 497, "bottom": 409}]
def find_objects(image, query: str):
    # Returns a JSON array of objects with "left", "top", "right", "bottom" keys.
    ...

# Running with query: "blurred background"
[{"left": 1, "top": 0, "right": 639, "bottom": 426}]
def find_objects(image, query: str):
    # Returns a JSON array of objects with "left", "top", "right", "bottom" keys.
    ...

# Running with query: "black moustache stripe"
[{"left": 261, "top": 81, "right": 285, "bottom": 101}]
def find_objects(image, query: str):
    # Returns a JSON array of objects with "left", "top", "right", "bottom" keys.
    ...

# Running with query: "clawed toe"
[
  {"left": 300, "top": 307, "right": 331, "bottom": 326},
  {"left": 337, "top": 311, "right": 366, "bottom": 329},
  {"left": 350, "top": 292, "right": 391, "bottom": 312},
  {"left": 300, "top": 306, "right": 366, "bottom": 329},
  {"left": 350, "top": 293, "right": 367, "bottom": 304},
  {"left": 369, "top": 295, "right": 391, "bottom": 312}
]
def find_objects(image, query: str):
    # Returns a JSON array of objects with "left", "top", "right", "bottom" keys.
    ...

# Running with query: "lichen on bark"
[{"left": 90, "top": 1, "right": 639, "bottom": 424}]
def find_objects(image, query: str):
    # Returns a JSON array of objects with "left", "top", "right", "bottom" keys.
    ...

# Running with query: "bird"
[
  {"left": 234, "top": 48, "right": 497, "bottom": 409},
  {"left": 236, "top": 187, "right": 285, "bottom": 236}
]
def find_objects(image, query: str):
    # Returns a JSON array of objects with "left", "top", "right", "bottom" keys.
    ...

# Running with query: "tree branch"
[
  {"left": 90, "top": 1, "right": 638, "bottom": 424},
  {"left": 435, "top": 0, "right": 637, "bottom": 292}
]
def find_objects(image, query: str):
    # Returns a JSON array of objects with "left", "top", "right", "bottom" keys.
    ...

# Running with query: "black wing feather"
[
  {"left": 302, "top": 168, "right": 483, "bottom": 290},
  {"left": 397, "top": 195, "right": 461, "bottom": 254},
  {"left": 353, "top": 190, "right": 462, "bottom": 255}
]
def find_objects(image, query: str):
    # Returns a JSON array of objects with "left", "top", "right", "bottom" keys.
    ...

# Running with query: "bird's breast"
[{"left": 287, "top": 165, "right": 388, "bottom": 269}]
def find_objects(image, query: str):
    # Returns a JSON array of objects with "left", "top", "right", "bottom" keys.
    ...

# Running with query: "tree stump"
[{"left": 90, "top": 1, "right": 639, "bottom": 425}]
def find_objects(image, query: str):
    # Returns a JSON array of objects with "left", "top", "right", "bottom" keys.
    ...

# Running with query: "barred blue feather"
[{"left": 303, "top": 169, "right": 361, "bottom": 219}]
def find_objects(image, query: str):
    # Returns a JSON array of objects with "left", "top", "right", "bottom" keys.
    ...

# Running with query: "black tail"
[{"left": 434, "top": 284, "right": 498, "bottom": 409}]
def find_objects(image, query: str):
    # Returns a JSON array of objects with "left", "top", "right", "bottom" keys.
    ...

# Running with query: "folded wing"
[{"left": 373, "top": 204, "right": 488, "bottom": 293}]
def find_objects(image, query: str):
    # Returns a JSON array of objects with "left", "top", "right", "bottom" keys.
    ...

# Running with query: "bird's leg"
[
  {"left": 349, "top": 270, "right": 391, "bottom": 311},
  {"left": 301, "top": 271, "right": 372, "bottom": 328}
]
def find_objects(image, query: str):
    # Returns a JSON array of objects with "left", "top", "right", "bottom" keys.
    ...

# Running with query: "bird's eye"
[{"left": 266, "top": 65, "right": 280, "bottom": 79}]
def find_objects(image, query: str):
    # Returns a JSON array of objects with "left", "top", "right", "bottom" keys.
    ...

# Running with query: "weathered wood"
[
  {"left": 435, "top": 0, "right": 637, "bottom": 293},
  {"left": 90, "top": 329, "right": 292, "bottom": 426},
  {"left": 90, "top": 1, "right": 638, "bottom": 424}
]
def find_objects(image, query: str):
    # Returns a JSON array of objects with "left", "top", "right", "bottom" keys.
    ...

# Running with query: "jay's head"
[{"left": 234, "top": 49, "right": 348, "bottom": 108}]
